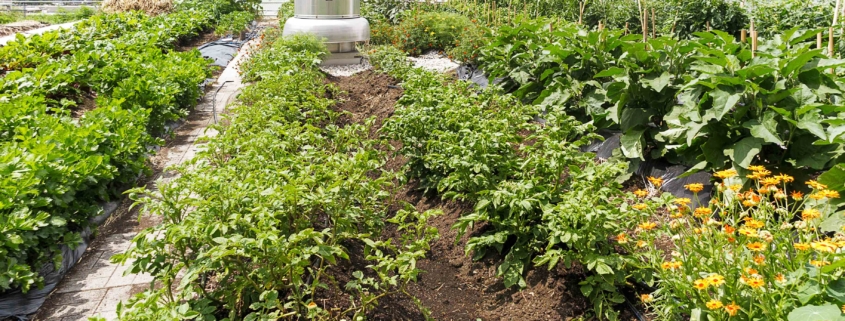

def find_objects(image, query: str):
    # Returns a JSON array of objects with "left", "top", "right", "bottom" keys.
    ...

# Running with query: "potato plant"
[{"left": 112, "top": 34, "right": 439, "bottom": 320}]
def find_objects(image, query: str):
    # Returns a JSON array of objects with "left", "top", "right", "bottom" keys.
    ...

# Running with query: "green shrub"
[
  {"left": 390, "top": 11, "right": 473, "bottom": 55},
  {"left": 215, "top": 11, "right": 255, "bottom": 36}
]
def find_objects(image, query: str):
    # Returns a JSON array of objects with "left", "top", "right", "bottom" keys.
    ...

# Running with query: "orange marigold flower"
[
  {"left": 742, "top": 200, "right": 757, "bottom": 207},
  {"left": 694, "top": 207, "right": 713, "bottom": 218},
  {"left": 648, "top": 176, "right": 663, "bottom": 187},
  {"left": 753, "top": 255, "right": 765, "bottom": 265},
  {"left": 728, "top": 236, "right": 736, "bottom": 243},
  {"left": 746, "top": 242, "right": 765, "bottom": 251},
  {"left": 640, "top": 293, "right": 653, "bottom": 303},
  {"left": 638, "top": 222, "right": 657, "bottom": 230},
  {"left": 794, "top": 243, "right": 811, "bottom": 251},
  {"left": 744, "top": 267, "right": 759, "bottom": 275},
  {"left": 811, "top": 260, "right": 831, "bottom": 267},
  {"left": 792, "top": 191, "right": 804, "bottom": 200},
  {"left": 636, "top": 240, "right": 647, "bottom": 248},
  {"left": 724, "top": 225, "right": 736, "bottom": 234},
  {"left": 807, "top": 180, "right": 828, "bottom": 190},
  {"left": 706, "top": 300, "right": 724, "bottom": 310},
  {"left": 685, "top": 183, "right": 704, "bottom": 193},
  {"left": 714, "top": 169, "right": 738, "bottom": 179},
  {"left": 724, "top": 302, "right": 741, "bottom": 316},
  {"left": 775, "top": 274, "right": 786, "bottom": 283},
  {"left": 615, "top": 233, "right": 628, "bottom": 244},
  {"left": 632, "top": 203, "right": 648, "bottom": 210},
  {"left": 661, "top": 261, "right": 682, "bottom": 270},
  {"left": 669, "top": 211, "right": 683, "bottom": 219},
  {"left": 802, "top": 208, "right": 822, "bottom": 221},
  {"left": 707, "top": 274, "right": 725, "bottom": 286},
  {"left": 693, "top": 279, "right": 709, "bottom": 290},
  {"left": 774, "top": 190, "right": 787, "bottom": 199},
  {"left": 674, "top": 198, "right": 691, "bottom": 206}
]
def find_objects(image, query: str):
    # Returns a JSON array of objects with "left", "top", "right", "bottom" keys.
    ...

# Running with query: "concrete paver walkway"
[{"left": 32, "top": 34, "right": 260, "bottom": 321}]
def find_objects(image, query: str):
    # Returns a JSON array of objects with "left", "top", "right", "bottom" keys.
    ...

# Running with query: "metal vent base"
[{"left": 282, "top": 17, "right": 370, "bottom": 53}]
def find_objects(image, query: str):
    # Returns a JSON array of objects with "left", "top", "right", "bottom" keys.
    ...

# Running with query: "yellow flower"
[
  {"left": 615, "top": 233, "right": 628, "bottom": 244},
  {"left": 746, "top": 242, "right": 765, "bottom": 251},
  {"left": 430, "top": 31, "right": 435, "bottom": 36},
  {"left": 638, "top": 222, "right": 657, "bottom": 230},
  {"left": 748, "top": 165, "right": 766, "bottom": 172},
  {"left": 745, "top": 219, "right": 764, "bottom": 229},
  {"left": 811, "top": 241, "right": 837, "bottom": 253},
  {"left": 707, "top": 274, "right": 725, "bottom": 286},
  {"left": 745, "top": 277, "right": 765, "bottom": 288},
  {"left": 802, "top": 208, "right": 821, "bottom": 221},
  {"left": 706, "top": 300, "right": 724, "bottom": 310},
  {"left": 739, "top": 227, "right": 758, "bottom": 237},
  {"left": 724, "top": 302, "right": 741, "bottom": 316},
  {"left": 807, "top": 180, "right": 828, "bottom": 190},
  {"left": 761, "top": 177, "right": 781, "bottom": 186},
  {"left": 753, "top": 255, "right": 765, "bottom": 265},
  {"left": 636, "top": 240, "right": 647, "bottom": 248},
  {"left": 693, "top": 279, "right": 709, "bottom": 290},
  {"left": 822, "top": 190, "right": 840, "bottom": 199},
  {"left": 774, "top": 190, "right": 787, "bottom": 199},
  {"left": 661, "top": 261, "right": 683, "bottom": 270},
  {"left": 728, "top": 184, "right": 742, "bottom": 192},
  {"left": 810, "top": 193, "right": 826, "bottom": 200},
  {"left": 670, "top": 211, "right": 683, "bottom": 219},
  {"left": 775, "top": 274, "right": 786, "bottom": 283},
  {"left": 744, "top": 267, "right": 759, "bottom": 275},
  {"left": 810, "top": 260, "right": 831, "bottom": 267},
  {"left": 674, "top": 198, "right": 691, "bottom": 206},
  {"left": 776, "top": 173, "right": 795, "bottom": 183},
  {"left": 648, "top": 176, "right": 663, "bottom": 188},
  {"left": 714, "top": 169, "right": 738, "bottom": 179},
  {"left": 634, "top": 189, "right": 648, "bottom": 198},
  {"left": 685, "top": 183, "right": 704, "bottom": 193},
  {"left": 632, "top": 203, "right": 648, "bottom": 210},
  {"left": 794, "top": 243, "right": 811, "bottom": 251},
  {"left": 640, "top": 293, "right": 653, "bottom": 303},
  {"left": 693, "top": 207, "right": 712, "bottom": 218},
  {"left": 307, "top": 302, "right": 317, "bottom": 309}
]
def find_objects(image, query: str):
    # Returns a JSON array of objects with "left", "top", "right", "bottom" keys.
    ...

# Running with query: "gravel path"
[
  {"left": 320, "top": 59, "right": 371, "bottom": 77},
  {"left": 408, "top": 50, "right": 459, "bottom": 73}
]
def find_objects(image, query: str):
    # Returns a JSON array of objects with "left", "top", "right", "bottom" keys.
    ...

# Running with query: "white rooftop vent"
[{"left": 282, "top": 0, "right": 369, "bottom": 63}]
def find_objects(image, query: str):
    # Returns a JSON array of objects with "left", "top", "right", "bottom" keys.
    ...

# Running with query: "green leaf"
[
  {"left": 620, "top": 127, "right": 646, "bottom": 160},
  {"left": 594, "top": 67, "right": 626, "bottom": 78},
  {"left": 742, "top": 113, "right": 784, "bottom": 146},
  {"left": 784, "top": 49, "right": 824, "bottom": 76},
  {"left": 826, "top": 279, "right": 845, "bottom": 303},
  {"left": 641, "top": 72, "right": 671, "bottom": 92},
  {"left": 818, "top": 163, "right": 845, "bottom": 192},
  {"left": 708, "top": 86, "right": 741, "bottom": 121},
  {"left": 594, "top": 262, "right": 613, "bottom": 275},
  {"left": 725, "top": 137, "right": 763, "bottom": 169},
  {"left": 787, "top": 304, "right": 845, "bottom": 321},
  {"left": 620, "top": 108, "right": 653, "bottom": 131},
  {"left": 796, "top": 281, "right": 822, "bottom": 305}
]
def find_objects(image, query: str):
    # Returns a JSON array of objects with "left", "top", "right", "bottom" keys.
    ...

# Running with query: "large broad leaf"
[
  {"left": 743, "top": 112, "right": 784, "bottom": 146},
  {"left": 594, "top": 67, "right": 626, "bottom": 78},
  {"left": 725, "top": 137, "right": 763, "bottom": 169},
  {"left": 620, "top": 127, "right": 646, "bottom": 160},
  {"left": 818, "top": 164, "right": 845, "bottom": 192},
  {"left": 620, "top": 108, "right": 653, "bottom": 131},
  {"left": 784, "top": 49, "right": 824, "bottom": 76},
  {"left": 820, "top": 213, "right": 845, "bottom": 233},
  {"left": 797, "top": 111, "right": 827, "bottom": 141},
  {"left": 708, "top": 86, "right": 741, "bottom": 121},
  {"left": 826, "top": 279, "right": 845, "bottom": 303},
  {"left": 641, "top": 72, "right": 671, "bottom": 93},
  {"left": 701, "top": 132, "right": 729, "bottom": 168},
  {"left": 787, "top": 304, "right": 845, "bottom": 321},
  {"left": 796, "top": 281, "right": 822, "bottom": 305}
]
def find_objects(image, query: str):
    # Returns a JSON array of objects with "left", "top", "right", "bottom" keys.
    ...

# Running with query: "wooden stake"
[
  {"left": 642, "top": 8, "right": 648, "bottom": 43},
  {"left": 651, "top": 8, "right": 656, "bottom": 38},
  {"left": 750, "top": 19, "right": 756, "bottom": 57},
  {"left": 625, "top": 22, "right": 629, "bottom": 35},
  {"left": 741, "top": 29, "right": 747, "bottom": 43},
  {"left": 578, "top": 1, "right": 584, "bottom": 25},
  {"left": 706, "top": 21, "right": 711, "bottom": 31},
  {"left": 599, "top": 20, "right": 603, "bottom": 31},
  {"left": 818, "top": 32, "right": 824, "bottom": 49}
]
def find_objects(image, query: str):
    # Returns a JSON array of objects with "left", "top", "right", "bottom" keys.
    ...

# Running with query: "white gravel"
[
  {"left": 319, "top": 60, "right": 372, "bottom": 77},
  {"left": 408, "top": 50, "right": 460, "bottom": 73}
]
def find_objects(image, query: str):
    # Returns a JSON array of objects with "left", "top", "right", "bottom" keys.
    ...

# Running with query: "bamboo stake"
[
  {"left": 818, "top": 32, "right": 824, "bottom": 49},
  {"left": 741, "top": 29, "right": 747, "bottom": 43},
  {"left": 599, "top": 20, "right": 603, "bottom": 31},
  {"left": 651, "top": 8, "right": 656, "bottom": 38},
  {"left": 643, "top": 8, "right": 649, "bottom": 44},
  {"left": 830, "top": 27, "right": 836, "bottom": 74},
  {"left": 706, "top": 21, "right": 711, "bottom": 31},
  {"left": 578, "top": 1, "right": 584, "bottom": 25},
  {"left": 625, "top": 22, "right": 629, "bottom": 35},
  {"left": 750, "top": 19, "right": 756, "bottom": 57},
  {"left": 642, "top": 8, "right": 647, "bottom": 43}
]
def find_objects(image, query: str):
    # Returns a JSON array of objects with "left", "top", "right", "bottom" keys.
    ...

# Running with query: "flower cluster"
[{"left": 623, "top": 167, "right": 845, "bottom": 320}]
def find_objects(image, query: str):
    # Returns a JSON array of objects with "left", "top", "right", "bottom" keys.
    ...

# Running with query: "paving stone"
[
  {"left": 88, "top": 310, "right": 119, "bottom": 321},
  {"left": 96, "top": 285, "right": 134, "bottom": 312},
  {"left": 55, "top": 276, "right": 111, "bottom": 294},
  {"left": 40, "top": 289, "right": 106, "bottom": 319},
  {"left": 106, "top": 264, "right": 137, "bottom": 287}
]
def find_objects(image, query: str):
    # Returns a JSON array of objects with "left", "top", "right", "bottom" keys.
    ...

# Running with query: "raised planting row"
[
  {"left": 0, "top": 0, "right": 256, "bottom": 292},
  {"left": 112, "top": 32, "right": 438, "bottom": 320}
]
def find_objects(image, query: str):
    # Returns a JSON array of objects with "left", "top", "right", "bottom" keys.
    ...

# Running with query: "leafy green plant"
[
  {"left": 215, "top": 11, "right": 254, "bottom": 36},
  {"left": 112, "top": 34, "right": 438, "bottom": 320}
]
